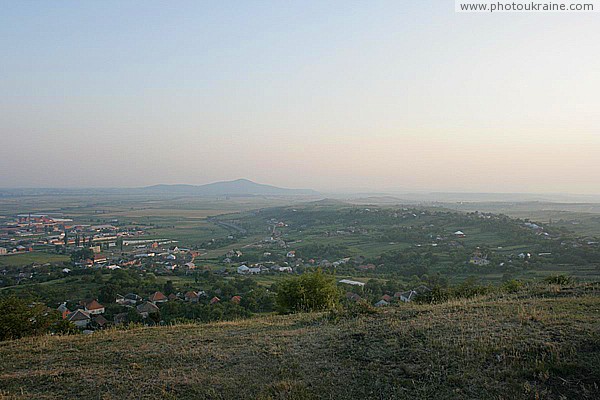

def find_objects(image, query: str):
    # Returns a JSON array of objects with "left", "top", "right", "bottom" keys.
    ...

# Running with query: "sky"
[{"left": 1, "top": 1, "right": 599, "bottom": 193}]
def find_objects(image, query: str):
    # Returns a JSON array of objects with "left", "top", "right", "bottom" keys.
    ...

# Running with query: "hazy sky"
[{"left": 1, "top": 1, "right": 599, "bottom": 193}]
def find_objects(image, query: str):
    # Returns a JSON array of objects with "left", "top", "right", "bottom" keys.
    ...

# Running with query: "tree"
[
  {"left": 99, "top": 283, "right": 118, "bottom": 303},
  {"left": 276, "top": 270, "right": 340, "bottom": 313},
  {"left": 163, "top": 280, "right": 175, "bottom": 295},
  {"left": 70, "top": 247, "right": 94, "bottom": 263},
  {"left": 0, "top": 297, "right": 61, "bottom": 341}
]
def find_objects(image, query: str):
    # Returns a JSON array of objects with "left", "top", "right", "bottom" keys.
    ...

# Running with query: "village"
[{"left": 1, "top": 205, "right": 599, "bottom": 335}]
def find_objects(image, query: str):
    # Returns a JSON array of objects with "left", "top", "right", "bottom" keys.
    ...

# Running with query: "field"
[
  {"left": 0, "top": 283, "right": 598, "bottom": 399},
  {"left": 0, "top": 253, "right": 69, "bottom": 268}
]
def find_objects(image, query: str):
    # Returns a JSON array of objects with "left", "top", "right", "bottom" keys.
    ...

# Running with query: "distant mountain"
[{"left": 139, "top": 179, "right": 319, "bottom": 196}]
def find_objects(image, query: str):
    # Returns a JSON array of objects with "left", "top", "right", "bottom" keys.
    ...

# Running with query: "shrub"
[
  {"left": 501, "top": 279, "right": 524, "bottom": 293},
  {"left": 276, "top": 270, "right": 340, "bottom": 313},
  {"left": 544, "top": 275, "right": 574, "bottom": 285},
  {"left": 329, "top": 300, "right": 378, "bottom": 321}
]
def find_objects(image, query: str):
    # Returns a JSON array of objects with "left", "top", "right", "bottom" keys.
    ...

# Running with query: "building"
[
  {"left": 67, "top": 310, "right": 91, "bottom": 328},
  {"left": 374, "top": 299, "right": 389, "bottom": 307},
  {"left": 136, "top": 302, "right": 160, "bottom": 318},
  {"left": 237, "top": 265, "right": 250, "bottom": 274},
  {"left": 184, "top": 291, "right": 199, "bottom": 302},
  {"left": 149, "top": 291, "right": 168, "bottom": 304},
  {"left": 83, "top": 299, "right": 105, "bottom": 315},
  {"left": 0, "top": 247, "right": 7, "bottom": 256},
  {"left": 338, "top": 279, "right": 366, "bottom": 287},
  {"left": 469, "top": 256, "right": 490, "bottom": 266}
]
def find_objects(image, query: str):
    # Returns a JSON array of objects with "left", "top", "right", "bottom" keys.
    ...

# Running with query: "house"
[
  {"left": 57, "top": 302, "right": 69, "bottom": 314},
  {"left": 210, "top": 296, "right": 220, "bottom": 305},
  {"left": 114, "top": 313, "right": 129, "bottom": 325},
  {"left": 381, "top": 294, "right": 392, "bottom": 302},
  {"left": 374, "top": 299, "right": 390, "bottom": 307},
  {"left": 67, "top": 310, "right": 91, "bottom": 328},
  {"left": 453, "top": 231, "right": 466, "bottom": 238},
  {"left": 184, "top": 291, "right": 199, "bottom": 302},
  {"left": 346, "top": 292, "right": 362, "bottom": 302},
  {"left": 117, "top": 293, "right": 141, "bottom": 306},
  {"left": 93, "top": 254, "right": 107, "bottom": 264},
  {"left": 248, "top": 267, "right": 261, "bottom": 274},
  {"left": 286, "top": 251, "right": 296, "bottom": 258},
  {"left": 149, "top": 291, "right": 168, "bottom": 304},
  {"left": 92, "top": 315, "right": 109, "bottom": 328},
  {"left": 168, "top": 293, "right": 179, "bottom": 301},
  {"left": 83, "top": 299, "right": 105, "bottom": 315},
  {"left": 396, "top": 290, "right": 418, "bottom": 303},
  {"left": 231, "top": 295, "right": 242, "bottom": 304},
  {"left": 114, "top": 312, "right": 129, "bottom": 325},
  {"left": 237, "top": 265, "right": 250, "bottom": 274},
  {"left": 469, "top": 256, "right": 490, "bottom": 266},
  {"left": 0, "top": 247, "right": 7, "bottom": 256},
  {"left": 338, "top": 279, "right": 365, "bottom": 287},
  {"left": 136, "top": 302, "right": 160, "bottom": 318},
  {"left": 57, "top": 303, "right": 70, "bottom": 319},
  {"left": 184, "top": 262, "right": 196, "bottom": 270}
]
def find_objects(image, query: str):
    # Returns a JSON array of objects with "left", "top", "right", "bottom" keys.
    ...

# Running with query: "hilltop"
[
  {"left": 0, "top": 283, "right": 598, "bottom": 399},
  {"left": 139, "top": 179, "right": 320, "bottom": 196}
]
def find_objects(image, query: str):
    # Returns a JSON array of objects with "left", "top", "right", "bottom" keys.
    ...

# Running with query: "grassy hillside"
[{"left": 1, "top": 284, "right": 599, "bottom": 399}]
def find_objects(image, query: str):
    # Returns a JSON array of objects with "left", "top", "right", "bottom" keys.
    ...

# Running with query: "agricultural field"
[{"left": 0, "top": 252, "right": 69, "bottom": 268}]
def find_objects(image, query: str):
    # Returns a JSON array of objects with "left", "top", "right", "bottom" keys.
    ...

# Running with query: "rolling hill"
[
  {"left": 139, "top": 179, "right": 320, "bottom": 196},
  {"left": 0, "top": 283, "right": 598, "bottom": 399}
]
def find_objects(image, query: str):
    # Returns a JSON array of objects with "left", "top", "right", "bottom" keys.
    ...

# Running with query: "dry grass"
[{"left": 0, "top": 284, "right": 599, "bottom": 399}]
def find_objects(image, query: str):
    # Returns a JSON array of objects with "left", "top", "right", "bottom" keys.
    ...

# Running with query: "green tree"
[
  {"left": 0, "top": 297, "right": 61, "bottom": 341},
  {"left": 70, "top": 247, "right": 94, "bottom": 263},
  {"left": 163, "top": 280, "right": 175, "bottom": 295},
  {"left": 276, "top": 270, "right": 340, "bottom": 313},
  {"left": 99, "top": 283, "right": 118, "bottom": 303}
]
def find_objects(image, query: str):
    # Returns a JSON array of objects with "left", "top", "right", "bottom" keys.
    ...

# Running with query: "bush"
[
  {"left": 501, "top": 279, "right": 524, "bottom": 293},
  {"left": 329, "top": 300, "right": 378, "bottom": 321},
  {"left": 544, "top": 275, "right": 574, "bottom": 285},
  {"left": 276, "top": 270, "right": 340, "bottom": 313}
]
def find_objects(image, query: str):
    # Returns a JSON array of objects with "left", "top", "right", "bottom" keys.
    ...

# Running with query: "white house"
[
  {"left": 396, "top": 290, "right": 418, "bottom": 302},
  {"left": 84, "top": 300, "right": 105, "bottom": 315},
  {"left": 237, "top": 265, "right": 250, "bottom": 274},
  {"left": 338, "top": 279, "right": 366, "bottom": 287}
]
